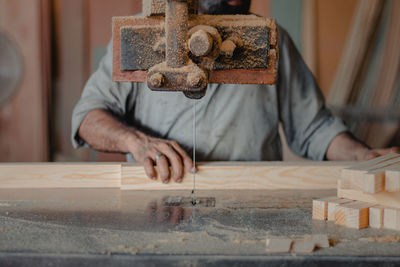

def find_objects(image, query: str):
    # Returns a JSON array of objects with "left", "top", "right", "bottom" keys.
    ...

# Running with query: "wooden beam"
[
  {"left": 327, "top": 198, "right": 354, "bottom": 221},
  {"left": 334, "top": 201, "right": 372, "bottom": 229},
  {"left": 312, "top": 196, "right": 339, "bottom": 220},
  {"left": 121, "top": 162, "right": 346, "bottom": 190},
  {"left": 337, "top": 180, "right": 400, "bottom": 209},
  {"left": 369, "top": 205, "right": 385, "bottom": 229},
  {"left": 386, "top": 165, "right": 400, "bottom": 192},
  {"left": 0, "top": 163, "right": 121, "bottom": 188},
  {"left": 383, "top": 207, "right": 400, "bottom": 231},
  {"left": 340, "top": 153, "right": 400, "bottom": 193},
  {"left": 0, "top": 162, "right": 347, "bottom": 190}
]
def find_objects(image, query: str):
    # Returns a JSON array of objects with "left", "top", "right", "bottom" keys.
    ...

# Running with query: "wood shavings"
[
  {"left": 0, "top": 203, "right": 15, "bottom": 207},
  {"left": 104, "top": 245, "right": 140, "bottom": 255},
  {"left": 359, "top": 236, "right": 400, "bottom": 243}
]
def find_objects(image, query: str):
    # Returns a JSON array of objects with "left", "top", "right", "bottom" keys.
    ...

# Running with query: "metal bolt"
[
  {"left": 188, "top": 30, "right": 213, "bottom": 57},
  {"left": 149, "top": 73, "right": 165, "bottom": 88},
  {"left": 220, "top": 39, "right": 237, "bottom": 58}
]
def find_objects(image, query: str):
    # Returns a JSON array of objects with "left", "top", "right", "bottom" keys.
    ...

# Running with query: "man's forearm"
[
  {"left": 326, "top": 132, "right": 399, "bottom": 161},
  {"left": 78, "top": 109, "right": 138, "bottom": 154},
  {"left": 325, "top": 132, "right": 369, "bottom": 161}
]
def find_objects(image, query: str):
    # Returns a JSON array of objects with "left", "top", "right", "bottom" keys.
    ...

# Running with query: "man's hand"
[
  {"left": 127, "top": 131, "right": 194, "bottom": 183},
  {"left": 78, "top": 109, "right": 193, "bottom": 183},
  {"left": 326, "top": 132, "right": 399, "bottom": 161},
  {"left": 362, "top": 147, "right": 400, "bottom": 161}
]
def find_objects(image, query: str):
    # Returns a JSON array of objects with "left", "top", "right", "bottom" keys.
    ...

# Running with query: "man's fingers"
[
  {"left": 143, "top": 157, "right": 157, "bottom": 180},
  {"left": 364, "top": 151, "right": 380, "bottom": 161},
  {"left": 156, "top": 155, "right": 171, "bottom": 184},
  {"left": 159, "top": 143, "right": 183, "bottom": 183},
  {"left": 363, "top": 147, "right": 400, "bottom": 161},
  {"left": 169, "top": 141, "right": 194, "bottom": 173},
  {"left": 392, "top": 147, "right": 400, "bottom": 154},
  {"left": 373, "top": 147, "right": 400, "bottom": 156}
]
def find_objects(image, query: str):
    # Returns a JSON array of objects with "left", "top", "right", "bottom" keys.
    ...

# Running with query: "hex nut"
[{"left": 187, "top": 72, "right": 203, "bottom": 88}]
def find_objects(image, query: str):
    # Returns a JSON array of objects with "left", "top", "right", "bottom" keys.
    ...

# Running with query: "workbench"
[{"left": 1, "top": 187, "right": 400, "bottom": 266}]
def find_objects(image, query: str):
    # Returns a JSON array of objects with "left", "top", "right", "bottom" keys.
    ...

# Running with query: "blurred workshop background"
[{"left": 0, "top": 0, "right": 399, "bottom": 162}]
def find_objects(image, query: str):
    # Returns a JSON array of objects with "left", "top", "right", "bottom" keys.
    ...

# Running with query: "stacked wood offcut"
[{"left": 313, "top": 153, "right": 400, "bottom": 230}]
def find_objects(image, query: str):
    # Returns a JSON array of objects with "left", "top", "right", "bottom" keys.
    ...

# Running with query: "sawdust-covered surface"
[{"left": 0, "top": 188, "right": 400, "bottom": 264}]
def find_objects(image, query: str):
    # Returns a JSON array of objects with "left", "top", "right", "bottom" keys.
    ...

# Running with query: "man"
[{"left": 72, "top": 0, "right": 399, "bottom": 184}]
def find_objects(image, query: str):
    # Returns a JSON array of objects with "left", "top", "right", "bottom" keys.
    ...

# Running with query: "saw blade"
[{"left": 191, "top": 100, "right": 197, "bottom": 205}]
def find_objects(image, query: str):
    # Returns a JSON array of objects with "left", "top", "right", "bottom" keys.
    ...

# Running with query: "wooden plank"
[
  {"left": 327, "top": 198, "right": 354, "bottom": 221},
  {"left": 383, "top": 207, "right": 400, "bottom": 231},
  {"left": 327, "top": 0, "right": 384, "bottom": 106},
  {"left": 302, "top": 0, "right": 318, "bottom": 76},
  {"left": 386, "top": 165, "right": 400, "bottom": 192},
  {"left": 341, "top": 153, "right": 400, "bottom": 193},
  {"left": 0, "top": 161, "right": 348, "bottom": 190},
  {"left": 312, "top": 196, "right": 339, "bottom": 220},
  {"left": 334, "top": 201, "right": 373, "bottom": 229},
  {"left": 316, "top": 0, "right": 358, "bottom": 96},
  {"left": 364, "top": 0, "right": 400, "bottom": 148},
  {"left": 337, "top": 180, "right": 400, "bottom": 209},
  {"left": 369, "top": 205, "right": 385, "bottom": 229},
  {"left": 0, "top": 163, "right": 121, "bottom": 188},
  {"left": 121, "top": 162, "right": 347, "bottom": 190},
  {"left": 0, "top": 0, "right": 50, "bottom": 161}
]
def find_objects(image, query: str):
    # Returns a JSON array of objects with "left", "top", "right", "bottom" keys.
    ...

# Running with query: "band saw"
[
  {"left": 112, "top": 0, "right": 279, "bottom": 201},
  {"left": 112, "top": 0, "right": 278, "bottom": 99}
]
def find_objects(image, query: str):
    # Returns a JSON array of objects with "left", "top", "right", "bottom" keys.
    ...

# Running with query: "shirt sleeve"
[
  {"left": 277, "top": 26, "right": 348, "bottom": 160},
  {"left": 71, "top": 40, "right": 136, "bottom": 148}
]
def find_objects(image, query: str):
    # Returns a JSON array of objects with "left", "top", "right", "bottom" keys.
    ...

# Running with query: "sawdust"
[
  {"left": 166, "top": 1, "right": 188, "bottom": 68},
  {"left": 233, "top": 239, "right": 264, "bottom": 244},
  {"left": 189, "top": 14, "right": 275, "bottom": 28},
  {"left": 143, "top": 0, "right": 198, "bottom": 17},
  {"left": 359, "top": 236, "right": 400, "bottom": 243},
  {"left": 104, "top": 245, "right": 140, "bottom": 255},
  {"left": 0, "top": 203, "right": 15, "bottom": 207}
]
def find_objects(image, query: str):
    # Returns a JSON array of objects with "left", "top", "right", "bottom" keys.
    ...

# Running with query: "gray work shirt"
[{"left": 71, "top": 26, "right": 348, "bottom": 161}]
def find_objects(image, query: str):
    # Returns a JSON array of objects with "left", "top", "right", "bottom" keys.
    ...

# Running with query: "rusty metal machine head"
[{"left": 112, "top": 0, "right": 278, "bottom": 99}]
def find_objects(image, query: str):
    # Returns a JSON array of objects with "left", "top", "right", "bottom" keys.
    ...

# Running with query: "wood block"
[
  {"left": 338, "top": 180, "right": 400, "bottom": 209},
  {"left": 266, "top": 237, "right": 293, "bottom": 253},
  {"left": 385, "top": 165, "right": 400, "bottom": 192},
  {"left": 312, "top": 196, "right": 339, "bottom": 220},
  {"left": 383, "top": 207, "right": 400, "bottom": 231},
  {"left": 291, "top": 238, "right": 316, "bottom": 253},
  {"left": 0, "top": 163, "right": 121, "bottom": 188},
  {"left": 369, "top": 205, "right": 385, "bottom": 229},
  {"left": 121, "top": 162, "right": 346, "bottom": 190},
  {"left": 327, "top": 198, "right": 354, "bottom": 221},
  {"left": 341, "top": 154, "right": 400, "bottom": 193},
  {"left": 311, "top": 234, "right": 330, "bottom": 248},
  {"left": 334, "top": 201, "right": 372, "bottom": 229},
  {"left": 266, "top": 235, "right": 329, "bottom": 254}
]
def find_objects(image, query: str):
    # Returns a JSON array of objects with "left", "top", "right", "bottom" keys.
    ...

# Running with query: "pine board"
[
  {"left": 121, "top": 162, "right": 347, "bottom": 190},
  {"left": 0, "top": 163, "right": 121, "bottom": 188},
  {"left": 0, "top": 162, "right": 348, "bottom": 190}
]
